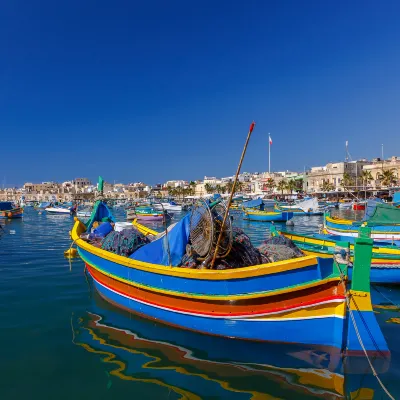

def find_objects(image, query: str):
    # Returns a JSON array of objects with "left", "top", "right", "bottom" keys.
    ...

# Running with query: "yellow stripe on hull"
[{"left": 247, "top": 301, "right": 346, "bottom": 321}]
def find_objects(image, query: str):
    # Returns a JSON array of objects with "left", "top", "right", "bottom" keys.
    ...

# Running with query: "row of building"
[{"left": 1, "top": 156, "right": 399, "bottom": 202}]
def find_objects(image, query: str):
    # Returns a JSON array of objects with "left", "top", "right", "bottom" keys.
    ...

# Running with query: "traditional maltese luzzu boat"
[
  {"left": 0, "top": 202, "right": 23, "bottom": 219},
  {"left": 280, "top": 230, "right": 400, "bottom": 284},
  {"left": 324, "top": 200, "right": 400, "bottom": 240},
  {"left": 243, "top": 210, "right": 293, "bottom": 222},
  {"left": 71, "top": 184, "right": 389, "bottom": 355}
]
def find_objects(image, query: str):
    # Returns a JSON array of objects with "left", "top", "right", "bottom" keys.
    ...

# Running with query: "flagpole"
[{"left": 268, "top": 133, "right": 271, "bottom": 173}]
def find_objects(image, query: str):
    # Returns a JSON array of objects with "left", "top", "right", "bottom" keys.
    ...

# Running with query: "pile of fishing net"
[
  {"left": 179, "top": 228, "right": 304, "bottom": 269},
  {"left": 258, "top": 234, "right": 304, "bottom": 262},
  {"left": 180, "top": 227, "right": 268, "bottom": 269},
  {"left": 101, "top": 228, "right": 150, "bottom": 257}
]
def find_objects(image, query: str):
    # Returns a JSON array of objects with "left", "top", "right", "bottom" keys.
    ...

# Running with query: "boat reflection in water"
[{"left": 73, "top": 292, "right": 390, "bottom": 399}]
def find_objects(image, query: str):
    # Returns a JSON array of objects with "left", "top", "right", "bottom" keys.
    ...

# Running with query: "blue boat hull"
[{"left": 93, "top": 277, "right": 346, "bottom": 347}]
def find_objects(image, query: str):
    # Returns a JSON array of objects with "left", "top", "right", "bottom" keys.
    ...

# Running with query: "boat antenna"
[
  {"left": 210, "top": 121, "right": 256, "bottom": 269},
  {"left": 345, "top": 140, "right": 352, "bottom": 162}
]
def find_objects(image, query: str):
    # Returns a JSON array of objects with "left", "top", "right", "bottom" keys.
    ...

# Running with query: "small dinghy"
[{"left": 45, "top": 206, "right": 73, "bottom": 215}]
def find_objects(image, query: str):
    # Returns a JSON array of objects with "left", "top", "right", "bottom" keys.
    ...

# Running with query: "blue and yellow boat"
[
  {"left": 0, "top": 202, "right": 23, "bottom": 219},
  {"left": 324, "top": 200, "right": 400, "bottom": 240},
  {"left": 71, "top": 192, "right": 389, "bottom": 354},
  {"left": 244, "top": 210, "right": 293, "bottom": 222},
  {"left": 279, "top": 230, "right": 400, "bottom": 284}
]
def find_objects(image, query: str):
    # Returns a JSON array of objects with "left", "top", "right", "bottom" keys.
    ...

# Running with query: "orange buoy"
[{"left": 8, "top": 212, "right": 13, "bottom": 218}]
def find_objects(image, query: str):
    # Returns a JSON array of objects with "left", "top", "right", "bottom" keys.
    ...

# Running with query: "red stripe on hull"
[{"left": 86, "top": 263, "right": 345, "bottom": 318}]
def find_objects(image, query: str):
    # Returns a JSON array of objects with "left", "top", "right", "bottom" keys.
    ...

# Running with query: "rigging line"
[
  {"left": 346, "top": 296, "right": 394, "bottom": 400},
  {"left": 372, "top": 284, "right": 400, "bottom": 310},
  {"left": 332, "top": 251, "right": 394, "bottom": 399}
]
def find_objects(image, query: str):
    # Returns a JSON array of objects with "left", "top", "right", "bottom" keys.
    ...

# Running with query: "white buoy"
[
  {"left": 286, "top": 220, "right": 294, "bottom": 226},
  {"left": 9, "top": 230, "right": 16, "bottom": 234}
]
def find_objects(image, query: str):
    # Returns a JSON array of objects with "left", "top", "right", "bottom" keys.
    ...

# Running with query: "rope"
[
  {"left": 332, "top": 249, "right": 394, "bottom": 399},
  {"left": 67, "top": 239, "right": 78, "bottom": 272},
  {"left": 346, "top": 295, "right": 394, "bottom": 400},
  {"left": 372, "top": 285, "right": 400, "bottom": 309}
]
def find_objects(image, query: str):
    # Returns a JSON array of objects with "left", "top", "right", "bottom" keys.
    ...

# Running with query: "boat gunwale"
[
  {"left": 280, "top": 231, "right": 400, "bottom": 255},
  {"left": 325, "top": 214, "right": 400, "bottom": 228},
  {"left": 72, "top": 219, "right": 327, "bottom": 281}
]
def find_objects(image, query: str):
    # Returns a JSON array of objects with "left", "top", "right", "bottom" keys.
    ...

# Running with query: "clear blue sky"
[{"left": 1, "top": 0, "right": 400, "bottom": 186}]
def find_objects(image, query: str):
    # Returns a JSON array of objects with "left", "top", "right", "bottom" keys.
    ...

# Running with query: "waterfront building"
[
  {"left": 306, "top": 160, "right": 369, "bottom": 193},
  {"left": 165, "top": 180, "right": 188, "bottom": 188},
  {"left": 362, "top": 156, "right": 400, "bottom": 189},
  {"left": 73, "top": 178, "right": 91, "bottom": 189}
]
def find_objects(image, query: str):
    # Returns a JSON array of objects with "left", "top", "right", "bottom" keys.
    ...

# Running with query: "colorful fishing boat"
[
  {"left": 244, "top": 210, "right": 293, "bottom": 222},
  {"left": 71, "top": 190, "right": 389, "bottom": 353},
  {"left": 324, "top": 200, "right": 400, "bottom": 240},
  {"left": 126, "top": 206, "right": 169, "bottom": 221},
  {"left": 0, "top": 202, "right": 23, "bottom": 219},
  {"left": 242, "top": 198, "right": 264, "bottom": 211},
  {"left": 274, "top": 198, "right": 324, "bottom": 216},
  {"left": 279, "top": 230, "right": 400, "bottom": 284}
]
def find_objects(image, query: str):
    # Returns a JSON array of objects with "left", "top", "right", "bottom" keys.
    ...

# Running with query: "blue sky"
[{"left": 1, "top": 0, "right": 400, "bottom": 186}]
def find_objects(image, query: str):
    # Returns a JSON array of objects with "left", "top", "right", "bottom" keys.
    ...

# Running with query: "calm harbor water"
[{"left": 2, "top": 207, "right": 400, "bottom": 399}]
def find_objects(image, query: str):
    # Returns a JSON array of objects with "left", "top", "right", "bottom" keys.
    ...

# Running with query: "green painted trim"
[{"left": 351, "top": 227, "right": 373, "bottom": 293}]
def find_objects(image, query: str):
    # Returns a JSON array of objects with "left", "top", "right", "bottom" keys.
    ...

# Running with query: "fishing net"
[
  {"left": 101, "top": 228, "right": 150, "bottom": 257},
  {"left": 180, "top": 227, "right": 268, "bottom": 269},
  {"left": 258, "top": 235, "right": 304, "bottom": 263}
]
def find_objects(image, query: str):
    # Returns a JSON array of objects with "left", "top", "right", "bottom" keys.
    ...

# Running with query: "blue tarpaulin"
[
  {"left": 242, "top": 198, "right": 264, "bottom": 210},
  {"left": 0, "top": 202, "right": 13, "bottom": 211},
  {"left": 393, "top": 192, "right": 400, "bottom": 205},
  {"left": 130, "top": 214, "right": 190, "bottom": 266}
]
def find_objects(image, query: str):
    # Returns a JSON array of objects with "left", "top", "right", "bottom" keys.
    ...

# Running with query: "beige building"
[
  {"left": 306, "top": 160, "right": 369, "bottom": 193},
  {"left": 362, "top": 156, "right": 400, "bottom": 189}
]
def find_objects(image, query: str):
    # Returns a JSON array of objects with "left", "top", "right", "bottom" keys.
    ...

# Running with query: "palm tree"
[
  {"left": 277, "top": 180, "right": 287, "bottom": 195},
  {"left": 265, "top": 178, "right": 275, "bottom": 192},
  {"left": 286, "top": 179, "right": 297, "bottom": 194},
  {"left": 236, "top": 181, "right": 244, "bottom": 193},
  {"left": 321, "top": 180, "right": 334, "bottom": 192},
  {"left": 225, "top": 181, "right": 234, "bottom": 194},
  {"left": 340, "top": 172, "right": 353, "bottom": 189},
  {"left": 360, "top": 170, "right": 373, "bottom": 186},
  {"left": 167, "top": 187, "right": 176, "bottom": 197},
  {"left": 378, "top": 169, "right": 397, "bottom": 187},
  {"left": 204, "top": 183, "right": 213, "bottom": 194},
  {"left": 215, "top": 184, "right": 222, "bottom": 194},
  {"left": 295, "top": 178, "right": 304, "bottom": 192}
]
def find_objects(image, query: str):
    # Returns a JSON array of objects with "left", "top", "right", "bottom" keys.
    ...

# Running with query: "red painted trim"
[{"left": 86, "top": 264, "right": 345, "bottom": 318}]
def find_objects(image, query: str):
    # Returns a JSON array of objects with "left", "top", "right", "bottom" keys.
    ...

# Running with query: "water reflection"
[{"left": 73, "top": 292, "right": 390, "bottom": 399}]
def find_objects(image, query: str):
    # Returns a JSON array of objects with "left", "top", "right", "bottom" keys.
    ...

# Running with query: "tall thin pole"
[
  {"left": 268, "top": 133, "right": 271, "bottom": 173},
  {"left": 382, "top": 144, "right": 384, "bottom": 160},
  {"left": 210, "top": 121, "right": 256, "bottom": 269}
]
